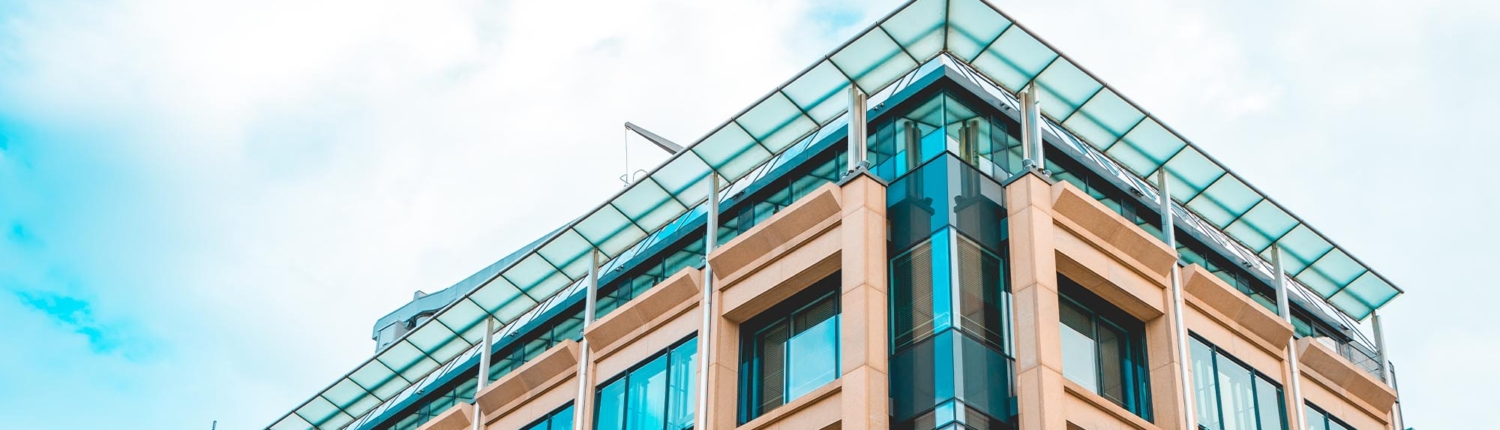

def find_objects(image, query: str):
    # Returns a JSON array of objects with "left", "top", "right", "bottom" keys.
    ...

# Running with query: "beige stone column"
[
  {"left": 1006, "top": 173, "right": 1065, "bottom": 430},
  {"left": 838, "top": 173, "right": 890, "bottom": 430},
  {"left": 1146, "top": 310, "right": 1189, "bottom": 430}
]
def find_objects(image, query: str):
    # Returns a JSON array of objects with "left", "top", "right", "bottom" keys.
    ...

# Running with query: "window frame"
[
  {"left": 1056, "top": 275, "right": 1154, "bottom": 420},
  {"left": 520, "top": 403, "right": 575, "bottom": 430},
  {"left": 1189, "top": 333, "right": 1288, "bottom": 430},
  {"left": 592, "top": 335, "right": 699, "bottom": 430},
  {"left": 1304, "top": 402, "right": 1357, "bottom": 430},
  {"left": 737, "top": 275, "right": 843, "bottom": 424}
]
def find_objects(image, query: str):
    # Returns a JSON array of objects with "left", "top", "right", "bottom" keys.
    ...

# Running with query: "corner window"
[
  {"left": 1190, "top": 335, "right": 1287, "bottom": 430},
  {"left": 738, "top": 275, "right": 841, "bottom": 423},
  {"left": 1304, "top": 403, "right": 1355, "bottom": 430},
  {"left": 1057, "top": 276, "right": 1152, "bottom": 420},
  {"left": 521, "top": 403, "right": 574, "bottom": 430},
  {"left": 594, "top": 337, "right": 697, "bottom": 430}
]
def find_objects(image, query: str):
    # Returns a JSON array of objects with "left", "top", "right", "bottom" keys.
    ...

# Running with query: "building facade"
[{"left": 269, "top": 1, "right": 1406, "bottom": 430}]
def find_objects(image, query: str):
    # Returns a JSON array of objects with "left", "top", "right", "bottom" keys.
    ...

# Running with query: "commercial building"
[{"left": 269, "top": 1, "right": 1406, "bottom": 429}]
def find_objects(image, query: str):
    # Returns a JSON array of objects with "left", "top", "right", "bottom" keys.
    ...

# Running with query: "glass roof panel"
[
  {"left": 694, "top": 125, "right": 760, "bottom": 171},
  {"left": 972, "top": 27, "right": 1056, "bottom": 91},
  {"left": 1334, "top": 273, "right": 1399, "bottom": 320},
  {"left": 737, "top": 92, "right": 817, "bottom": 152},
  {"left": 521, "top": 270, "right": 573, "bottom": 302},
  {"left": 500, "top": 254, "right": 563, "bottom": 293},
  {"left": 1160, "top": 147, "right": 1224, "bottom": 200},
  {"left": 1298, "top": 249, "right": 1364, "bottom": 297},
  {"left": 1265, "top": 225, "right": 1333, "bottom": 275},
  {"left": 945, "top": 0, "right": 1011, "bottom": 61},
  {"left": 831, "top": 28, "right": 919, "bottom": 94},
  {"left": 1063, "top": 88, "right": 1143, "bottom": 147},
  {"left": 295, "top": 396, "right": 342, "bottom": 427},
  {"left": 493, "top": 294, "right": 536, "bottom": 324},
  {"left": 394, "top": 354, "right": 439, "bottom": 382},
  {"left": 882, "top": 0, "right": 946, "bottom": 61},
  {"left": 350, "top": 361, "right": 403, "bottom": 400},
  {"left": 375, "top": 341, "right": 426, "bottom": 376},
  {"left": 1185, "top": 175, "right": 1262, "bottom": 229},
  {"left": 468, "top": 279, "right": 525, "bottom": 319},
  {"left": 324, "top": 378, "right": 371, "bottom": 410},
  {"left": 782, "top": 60, "right": 853, "bottom": 124},
  {"left": 1100, "top": 139, "right": 1162, "bottom": 176},
  {"left": 536, "top": 230, "right": 591, "bottom": 276},
  {"left": 1224, "top": 201, "right": 1298, "bottom": 252},
  {"left": 319, "top": 411, "right": 354, "bottom": 430},
  {"left": 270, "top": 415, "right": 312, "bottom": 430},
  {"left": 652, "top": 154, "right": 713, "bottom": 203},
  {"left": 1033, "top": 58, "right": 1102, "bottom": 120},
  {"left": 574, "top": 206, "right": 635, "bottom": 254},
  {"left": 434, "top": 298, "right": 488, "bottom": 343},
  {"left": 406, "top": 319, "right": 461, "bottom": 355},
  {"left": 1116, "top": 118, "right": 1185, "bottom": 170},
  {"left": 340, "top": 388, "right": 382, "bottom": 420}
]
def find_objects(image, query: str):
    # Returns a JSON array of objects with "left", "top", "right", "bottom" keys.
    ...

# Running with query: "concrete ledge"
[
  {"left": 719, "top": 225, "right": 841, "bottom": 323},
  {"left": 475, "top": 339, "right": 580, "bottom": 415},
  {"left": 1181, "top": 264, "right": 1294, "bottom": 348},
  {"left": 735, "top": 379, "right": 842, "bottom": 430},
  {"left": 416, "top": 402, "right": 472, "bottom": 430},
  {"left": 1297, "top": 338, "right": 1397, "bottom": 413},
  {"left": 584, "top": 267, "right": 702, "bottom": 354},
  {"left": 1062, "top": 379, "right": 1160, "bottom": 430},
  {"left": 710, "top": 183, "right": 843, "bottom": 285},
  {"left": 1050, "top": 181, "right": 1175, "bottom": 278}
]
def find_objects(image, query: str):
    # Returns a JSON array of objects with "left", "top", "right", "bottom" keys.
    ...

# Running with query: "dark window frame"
[
  {"left": 1057, "top": 275, "right": 1154, "bottom": 421},
  {"left": 737, "top": 274, "right": 843, "bottom": 424},
  {"left": 520, "top": 402, "right": 575, "bottom": 430},
  {"left": 592, "top": 335, "right": 699, "bottom": 430},
  {"left": 1190, "top": 333, "right": 1288, "bottom": 430}
]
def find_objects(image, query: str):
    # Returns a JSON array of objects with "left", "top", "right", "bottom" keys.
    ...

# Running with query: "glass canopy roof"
[{"left": 271, "top": 0, "right": 1400, "bottom": 428}]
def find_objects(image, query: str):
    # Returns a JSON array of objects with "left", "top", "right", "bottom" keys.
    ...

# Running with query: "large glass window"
[
  {"left": 1057, "top": 276, "right": 1152, "bottom": 420},
  {"left": 594, "top": 337, "right": 698, "bottom": 430},
  {"left": 1190, "top": 335, "right": 1287, "bottom": 430},
  {"left": 1304, "top": 403, "right": 1356, "bottom": 430},
  {"left": 738, "top": 275, "right": 841, "bottom": 423},
  {"left": 521, "top": 403, "right": 575, "bottom": 430}
]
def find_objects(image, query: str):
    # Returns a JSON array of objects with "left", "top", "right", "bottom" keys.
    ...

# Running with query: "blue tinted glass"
[
  {"left": 1216, "top": 356, "right": 1256, "bottom": 430},
  {"left": 957, "top": 332, "right": 1016, "bottom": 421},
  {"left": 595, "top": 379, "right": 626, "bottom": 430},
  {"left": 667, "top": 339, "right": 697, "bottom": 429},
  {"left": 1190, "top": 338, "right": 1222, "bottom": 429},
  {"left": 626, "top": 355, "right": 668, "bottom": 430},
  {"left": 1254, "top": 377, "right": 1285, "bottom": 430},
  {"left": 786, "top": 315, "right": 839, "bottom": 399},
  {"left": 551, "top": 405, "right": 574, "bottom": 430}
]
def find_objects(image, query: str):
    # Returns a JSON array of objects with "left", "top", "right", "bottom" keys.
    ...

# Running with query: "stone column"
[
  {"left": 1006, "top": 172, "right": 1065, "bottom": 430},
  {"left": 838, "top": 172, "right": 890, "bottom": 430}
]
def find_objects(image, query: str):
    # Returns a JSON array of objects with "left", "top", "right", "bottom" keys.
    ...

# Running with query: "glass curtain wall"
[
  {"left": 1189, "top": 335, "right": 1288, "bottom": 430},
  {"left": 594, "top": 337, "right": 698, "bottom": 430},
  {"left": 885, "top": 142, "right": 1014, "bottom": 430}
]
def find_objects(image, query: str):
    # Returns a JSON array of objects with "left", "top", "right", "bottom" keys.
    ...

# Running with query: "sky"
[{"left": 0, "top": 0, "right": 1494, "bottom": 429}]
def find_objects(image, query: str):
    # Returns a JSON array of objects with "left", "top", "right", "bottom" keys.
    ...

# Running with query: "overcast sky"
[{"left": 0, "top": 0, "right": 1494, "bottom": 428}]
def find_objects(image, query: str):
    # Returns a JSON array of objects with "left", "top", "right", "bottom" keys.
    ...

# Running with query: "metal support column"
[
  {"left": 1020, "top": 86, "right": 1045, "bottom": 172},
  {"left": 474, "top": 317, "right": 494, "bottom": 430},
  {"left": 1373, "top": 310, "right": 1402, "bottom": 430},
  {"left": 574, "top": 251, "right": 600, "bottom": 430},
  {"left": 1273, "top": 247, "right": 1307, "bottom": 430},
  {"left": 847, "top": 85, "right": 868, "bottom": 173},
  {"left": 1158, "top": 173, "right": 1197, "bottom": 430},
  {"left": 694, "top": 175, "right": 721, "bottom": 430}
]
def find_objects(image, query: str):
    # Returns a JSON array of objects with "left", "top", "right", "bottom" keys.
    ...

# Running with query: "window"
[
  {"left": 594, "top": 337, "right": 697, "bottom": 430},
  {"left": 739, "top": 276, "right": 841, "bottom": 423},
  {"left": 1304, "top": 403, "right": 1356, "bottom": 430},
  {"left": 1190, "top": 335, "right": 1287, "bottom": 430},
  {"left": 521, "top": 403, "right": 574, "bottom": 430},
  {"left": 1057, "top": 276, "right": 1152, "bottom": 419}
]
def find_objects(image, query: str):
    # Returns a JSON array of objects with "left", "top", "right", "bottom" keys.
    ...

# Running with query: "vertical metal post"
[
  {"left": 1273, "top": 247, "right": 1307, "bottom": 430},
  {"left": 1158, "top": 173, "right": 1197, "bottom": 430},
  {"left": 1020, "top": 86, "right": 1045, "bottom": 172},
  {"left": 1372, "top": 310, "right": 1402, "bottom": 430},
  {"left": 695, "top": 175, "right": 720, "bottom": 430},
  {"left": 574, "top": 251, "right": 600, "bottom": 430},
  {"left": 474, "top": 317, "right": 493, "bottom": 430},
  {"left": 848, "top": 85, "right": 868, "bottom": 173}
]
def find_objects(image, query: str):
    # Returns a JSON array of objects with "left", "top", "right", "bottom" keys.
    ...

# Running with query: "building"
[{"left": 267, "top": 1, "right": 1407, "bottom": 429}]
